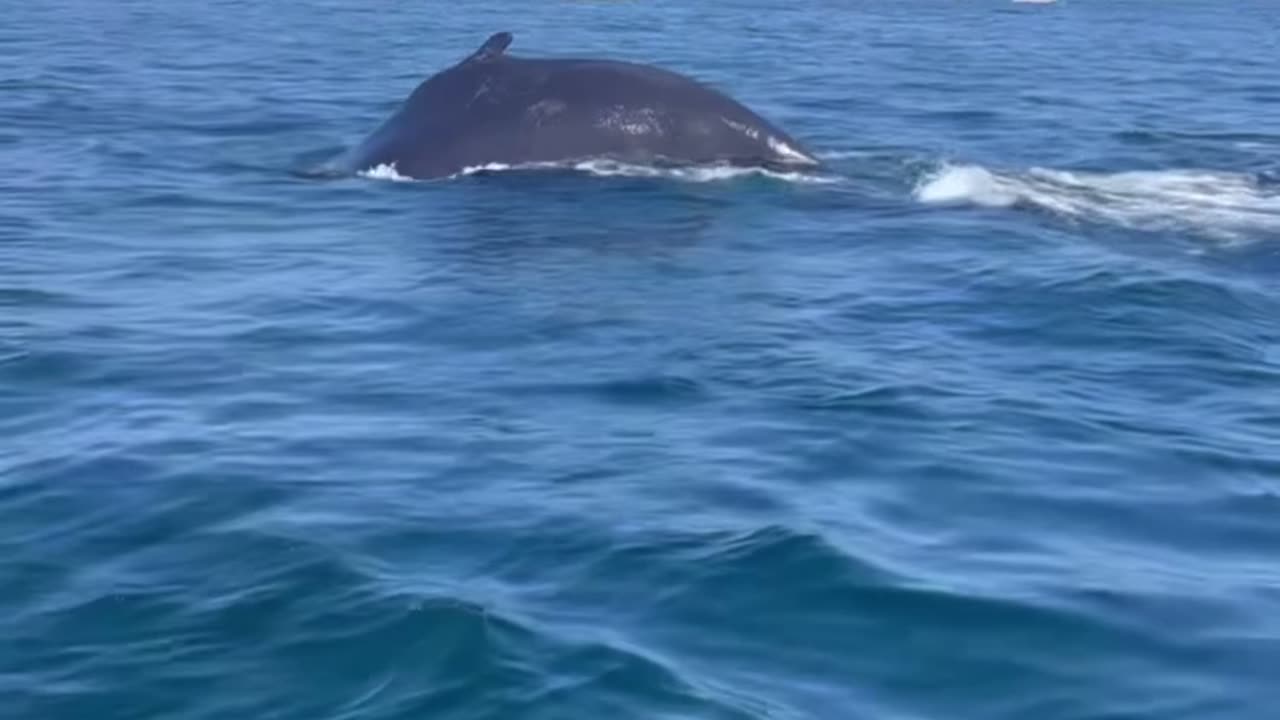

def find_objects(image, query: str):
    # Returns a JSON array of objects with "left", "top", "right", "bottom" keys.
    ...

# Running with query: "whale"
[{"left": 338, "top": 32, "right": 822, "bottom": 180}]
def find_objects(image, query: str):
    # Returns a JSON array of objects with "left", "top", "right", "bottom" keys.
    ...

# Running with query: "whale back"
[{"left": 347, "top": 31, "right": 820, "bottom": 178}]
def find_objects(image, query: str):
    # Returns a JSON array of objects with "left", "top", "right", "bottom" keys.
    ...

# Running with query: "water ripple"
[{"left": 5, "top": 1, "right": 1280, "bottom": 719}]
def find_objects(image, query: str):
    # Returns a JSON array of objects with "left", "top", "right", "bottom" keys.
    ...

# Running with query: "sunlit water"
[{"left": 3, "top": 1, "right": 1279, "bottom": 719}]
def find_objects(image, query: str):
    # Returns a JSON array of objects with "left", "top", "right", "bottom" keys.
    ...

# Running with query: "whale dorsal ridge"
[{"left": 469, "top": 32, "right": 513, "bottom": 63}]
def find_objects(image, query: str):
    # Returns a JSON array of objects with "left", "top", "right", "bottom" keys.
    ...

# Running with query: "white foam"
[
  {"left": 356, "top": 158, "right": 839, "bottom": 185},
  {"left": 915, "top": 162, "right": 1280, "bottom": 242},
  {"left": 914, "top": 164, "right": 1019, "bottom": 207},
  {"left": 558, "top": 158, "right": 837, "bottom": 184},
  {"left": 454, "top": 162, "right": 521, "bottom": 176},
  {"left": 358, "top": 163, "right": 413, "bottom": 182}
]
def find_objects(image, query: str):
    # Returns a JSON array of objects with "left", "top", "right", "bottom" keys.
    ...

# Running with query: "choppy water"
[{"left": 4, "top": 1, "right": 1280, "bottom": 718}]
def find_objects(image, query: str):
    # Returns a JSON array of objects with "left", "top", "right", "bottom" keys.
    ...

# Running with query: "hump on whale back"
[{"left": 467, "top": 32, "right": 513, "bottom": 63}]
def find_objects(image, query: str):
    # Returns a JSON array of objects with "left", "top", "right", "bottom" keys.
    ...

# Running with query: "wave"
[
  {"left": 358, "top": 159, "right": 842, "bottom": 185},
  {"left": 914, "top": 162, "right": 1280, "bottom": 243}
]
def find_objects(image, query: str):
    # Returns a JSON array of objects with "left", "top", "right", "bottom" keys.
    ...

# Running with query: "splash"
[
  {"left": 915, "top": 162, "right": 1280, "bottom": 242},
  {"left": 358, "top": 163, "right": 414, "bottom": 182},
  {"left": 914, "top": 165, "right": 1018, "bottom": 207}
]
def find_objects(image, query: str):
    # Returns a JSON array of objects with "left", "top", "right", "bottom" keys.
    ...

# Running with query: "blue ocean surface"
[{"left": 3, "top": 1, "right": 1280, "bottom": 718}]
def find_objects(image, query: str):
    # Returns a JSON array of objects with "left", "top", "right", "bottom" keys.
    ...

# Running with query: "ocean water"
[{"left": 3, "top": 0, "right": 1280, "bottom": 718}]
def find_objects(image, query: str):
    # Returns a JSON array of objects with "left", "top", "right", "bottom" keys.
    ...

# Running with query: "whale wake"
[{"left": 915, "top": 162, "right": 1280, "bottom": 243}]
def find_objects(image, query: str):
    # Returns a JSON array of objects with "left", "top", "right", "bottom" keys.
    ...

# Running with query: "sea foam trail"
[{"left": 915, "top": 163, "right": 1280, "bottom": 242}]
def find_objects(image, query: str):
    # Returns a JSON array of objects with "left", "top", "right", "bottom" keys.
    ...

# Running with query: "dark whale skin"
[{"left": 345, "top": 32, "right": 821, "bottom": 179}]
